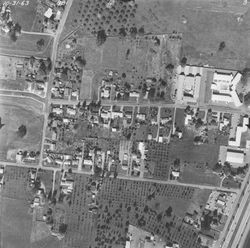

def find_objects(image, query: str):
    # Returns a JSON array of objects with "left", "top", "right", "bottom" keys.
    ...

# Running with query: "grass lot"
[
  {"left": 0, "top": 79, "right": 29, "bottom": 91},
  {"left": 80, "top": 70, "right": 94, "bottom": 100},
  {"left": 1, "top": 197, "right": 32, "bottom": 248},
  {"left": 169, "top": 128, "right": 224, "bottom": 186},
  {"left": 174, "top": 108, "right": 185, "bottom": 130},
  {"left": 0, "top": 96, "right": 43, "bottom": 161},
  {"left": 0, "top": 33, "right": 52, "bottom": 57},
  {"left": 10, "top": 0, "right": 38, "bottom": 31},
  {"left": 179, "top": 167, "right": 221, "bottom": 186},
  {"left": 37, "top": 169, "right": 53, "bottom": 196}
]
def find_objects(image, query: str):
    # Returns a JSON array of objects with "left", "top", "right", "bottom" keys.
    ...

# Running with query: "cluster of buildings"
[
  {"left": 126, "top": 224, "right": 174, "bottom": 248},
  {"left": 16, "top": 150, "right": 40, "bottom": 164},
  {"left": 51, "top": 57, "right": 83, "bottom": 100},
  {"left": 219, "top": 114, "right": 250, "bottom": 169},
  {"left": 176, "top": 65, "right": 243, "bottom": 108},
  {"left": 0, "top": 4, "right": 18, "bottom": 34},
  {"left": 39, "top": 0, "right": 67, "bottom": 33}
]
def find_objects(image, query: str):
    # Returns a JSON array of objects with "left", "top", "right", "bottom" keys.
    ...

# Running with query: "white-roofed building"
[
  {"left": 229, "top": 117, "right": 249, "bottom": 147},
  {"left": 44, "top": 8, "right": 53, "bottom": 18},
  {"left": 226, "top": 149, "right": 245, "bottom": 166},
  {"left": 211, "top": 71, "right": 242, "bottom": 107},
  {"left": 176, "top": 65, "right": 202, "bottom": 103}
]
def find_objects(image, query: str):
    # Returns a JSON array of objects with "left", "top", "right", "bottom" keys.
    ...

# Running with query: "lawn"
[{"left": 0, "top": 96, "right": 44, "bottom": 161}]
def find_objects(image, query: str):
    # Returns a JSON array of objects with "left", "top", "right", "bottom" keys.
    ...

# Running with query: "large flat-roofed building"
[
  {"left": 226, "top": 149, "right": 245, "bottom": 166},
  {"left": 176, "top": 65, "right": 202, "bottom": 103},
  {"left": 211, "top": 71, "right": 242, "bottom": 107},
  {"left": 229, "top": 117, "right": 249, "bottom": 147}
]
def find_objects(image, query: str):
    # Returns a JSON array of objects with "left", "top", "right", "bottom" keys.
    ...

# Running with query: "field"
[
  {"left": 97, "top": 178, "right": 209, "bottom": 248},
  {"left": 63, "top": 174, "right": 96, "bottom": 248},
  {"left": 135, "top": 0, "right": 250, "bottom": 69},
  {"left": 169, "top": 127, "right": 224, "bottom": 186},
  {"left": 0, "top": 33, "right": 52, "bottom": 57},
  {"left": 9, "top": 0, "right": 39, "bottom": 31},
  {"left": 0, "top": 96, "right": 44, "bottom": 161},
  {"left": 80, "top": 70, "right": 94, "bottom": 100},
  {"left": 144, "top": 141, "right": 170, "bottom": 180},
  {"left": 61, "top": 0, "right": 137, "bottom": 39},
  {"left": 0, "top": 166, "right": 33, "bottom": 247},
  {"left": 37, "top": 169, "right": 53, "bottom": 195},
  {"left": 1, "top": 197, "right": 33, "bottom": 248}
]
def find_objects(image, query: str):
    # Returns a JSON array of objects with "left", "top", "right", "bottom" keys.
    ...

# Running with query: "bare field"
[{"left": 0, "top": 96, "right": 44, "bottom": 161}]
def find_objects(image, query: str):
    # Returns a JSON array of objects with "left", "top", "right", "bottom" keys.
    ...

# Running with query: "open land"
[
  {"left": 9, "top": 0, "right": 39, "bottom": 32},
  {"left": 0, "top": 96, "right": 44, "bottom": 161},
  {"left": 0, "top": 33, "right": 52, "bottom": 57}
]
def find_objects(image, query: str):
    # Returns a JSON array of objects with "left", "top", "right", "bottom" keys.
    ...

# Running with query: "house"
[
  {"left": 52, "top": 107, "right": 63, "bottom": 115},
  {"left": 66, "top": 107, "right": 76, "bottom": 116},
  {"left": 136, "top": 113, "right": 146, "bottom": 121},
  {"left": 44, "top": 8, "right": 53, "bottom": 18},
  {"left": 111, "top": 111, "right": 123, "bottom": 119},
  {"left": 101, "top": 87, "right": 110, "bottom": 99},
  {"left": 129, "top": 91, "right": 140, "bottom": 98},
  {"left": 83, "top": 159, "right": 93, "bottom": 167}
]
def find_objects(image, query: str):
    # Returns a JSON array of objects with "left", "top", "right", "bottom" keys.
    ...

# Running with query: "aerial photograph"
[{"left": 2, "top": 0, "right": 250, "bottom": 247}]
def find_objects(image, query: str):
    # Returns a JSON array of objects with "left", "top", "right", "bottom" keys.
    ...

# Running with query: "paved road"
[
  {"left": 21, "top": 30, "right": 55, "bottom": 37},
  {"left": 216, "top": 168, "right": 250, "bottom": 248},
  {"left": 0, "top": 160, "right": 239, "bottom": 194},
  {"left": 39, "top": 0, "right": 74, "bottom": 165}
]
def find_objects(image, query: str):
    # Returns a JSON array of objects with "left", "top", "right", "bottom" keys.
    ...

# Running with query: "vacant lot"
[
  {"left": 0, "top": 33, "right": 52, "bottom": 57},
  {"left": 0, "top": 96, "right": 44, "bottom": 161}
]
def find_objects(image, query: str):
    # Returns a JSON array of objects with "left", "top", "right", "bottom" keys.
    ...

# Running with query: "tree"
[
  {"left": 166, "top": 206, "right": 172, "bottom": 217},
  {"left": 166, "top": 63, "right": 174, "bottom": 73},
  {"left": 219, "top": 41, "right": 226, "bottom": 51},
  {"left": 75, "top": 56, "right": 86, "bottom": 68},
  {"left": 195, "top": 118, "right": 203, "bottom": 129},
  {"left": 148, "top": 87, "right": 156, "bottom": 99},
  {"left": 36, "top": 38, "right": 45, "bottom": 51},
  {"left": 180, "top": 57, "right": 187, "bottom": 66},
  {"left": 96, "top": 29, "right": 107, "bottom": 46},
  {"left": 138, "top": 26, "right": 145, "bottom": 36},
  {"left": 130, "top": 26, "right": 137, "bottom": 38},
  {"left": 119, "top": 27, "right": 127, "bottom": 39},
  {"left": 17, "top": 125, "right": 27, "bottom": 138},
  {"left": 59, "top": 223, "right": 68, "bottom": 234}
]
